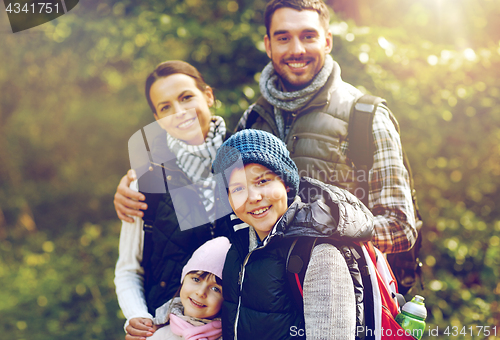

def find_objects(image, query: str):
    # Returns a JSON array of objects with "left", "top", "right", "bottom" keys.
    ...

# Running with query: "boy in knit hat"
[
  {"left": 212, "top": 129, "right": 373, "bottom": 340},
  {"left": 148, "top": 236, "right": 230, "bottom": 340}
]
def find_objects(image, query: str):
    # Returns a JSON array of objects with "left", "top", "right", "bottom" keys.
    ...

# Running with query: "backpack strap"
[
  {"left": 286, "top": 238, "right": 373, "bottom": 340},
  {"left": 348, "top": 95, "right": 425, "bottom": 294},
  {"left": 348, "top": 94, "right": 387, "bottom": 170},
  {"left": 337, "top": 242, "right": 369, "bottom": 340},
  {"left": 135, "top": 128, "right": 167, "bottom": 289},
  {"left": 286, "top": 237, "right": 317, "bottom": 315},
  {"left": 348, "top": 94, "right": 422, "bottom": 225},
  {"left": 139, "top": 191, "right": 162, "bottom": 265}
]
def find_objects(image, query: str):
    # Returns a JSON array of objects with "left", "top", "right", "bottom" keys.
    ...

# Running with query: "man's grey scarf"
[
  {"left": 259, "top": 54, "right": 334, "bottom": 140},
  {"left": 166, "top": 116, "right": 226, "bottom": 221}
]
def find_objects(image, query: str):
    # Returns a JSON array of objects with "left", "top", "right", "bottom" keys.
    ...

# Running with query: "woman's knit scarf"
[
  {"left": 259, "top": 54, "right": 334, "bottom": 140},
  {"left": 166, "top": 116, "right": 226, "bottom": 221}
]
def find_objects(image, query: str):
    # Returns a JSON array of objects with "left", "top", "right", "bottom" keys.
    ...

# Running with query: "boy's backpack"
[
  {"left": 348, "top": 94, "right": 424, "bottom": 295},
  {"left": 286, "top": 238, "right": 415, "bottom": 340}
]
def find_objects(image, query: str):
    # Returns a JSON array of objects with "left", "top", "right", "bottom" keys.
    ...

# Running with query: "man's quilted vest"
[{"left": 244, "top": 71, "right": 368, "bottom": 201}]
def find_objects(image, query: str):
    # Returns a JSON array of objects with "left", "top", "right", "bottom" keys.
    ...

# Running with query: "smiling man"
[
  {"left": 237, "top": 0, "right": 417, "bottom": 255},
  {"left": 263, "top": 5, "right": 331, "bottom": 91}
]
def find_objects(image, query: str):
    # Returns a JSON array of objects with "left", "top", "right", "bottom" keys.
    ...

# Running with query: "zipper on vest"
[
  {"left": 234, "top": 246, "right": 260, "bottom": 339},
  {"left": 291, "top": 135, "right": 298, "bottom": 153},
  {"left": 237, "top": 269, "right": 243, "bottom": 286},
  {"left": 234, "top": 260, "right": 248, "bottom": 340},
  {"left": 234, "top": 294, "right": 242, "bottom": 340}
]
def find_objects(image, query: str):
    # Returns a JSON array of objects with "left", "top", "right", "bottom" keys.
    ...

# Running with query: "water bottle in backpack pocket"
[{"left": 395, "top": 295, "right": 427, "bottom": 340}]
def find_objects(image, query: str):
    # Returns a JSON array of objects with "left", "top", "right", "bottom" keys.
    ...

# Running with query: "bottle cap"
[{"left": 402, "top": 295, "right": 427, "bottom": 319}]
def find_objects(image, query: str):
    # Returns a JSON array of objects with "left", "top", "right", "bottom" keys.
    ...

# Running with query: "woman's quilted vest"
[
  {"left": 138, "top": 130, "right": 232, "bottom": 315},
  {"left": 141, "top": 161, "right": 216, "bottom": 315}
]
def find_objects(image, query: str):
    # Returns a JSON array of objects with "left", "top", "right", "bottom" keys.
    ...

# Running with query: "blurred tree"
[{"left": 0, "top": 0, "right": 499, "bottom": 338}]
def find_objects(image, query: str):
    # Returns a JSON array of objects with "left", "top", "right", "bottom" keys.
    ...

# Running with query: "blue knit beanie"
[{"left": 212, "top": 129, "right": 299, "bottom": 211}]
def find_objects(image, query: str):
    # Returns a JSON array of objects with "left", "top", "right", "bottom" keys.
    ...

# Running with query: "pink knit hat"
[{"left": 181, "top": 237, "right": 231, "bottom": 283}]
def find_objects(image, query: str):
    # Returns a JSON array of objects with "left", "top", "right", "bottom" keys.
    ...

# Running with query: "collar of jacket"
[{"left": 254, "top": 60, "right": 343, "bottom": 127}]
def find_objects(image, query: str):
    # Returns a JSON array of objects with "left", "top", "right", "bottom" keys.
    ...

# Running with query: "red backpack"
[{"left": 286, "top": 239, "right": 416, "bottom": 340}]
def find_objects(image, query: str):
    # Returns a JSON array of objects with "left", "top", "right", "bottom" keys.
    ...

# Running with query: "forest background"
[{"left": 0, "top": 0, "right": 499, "bottom": 339}]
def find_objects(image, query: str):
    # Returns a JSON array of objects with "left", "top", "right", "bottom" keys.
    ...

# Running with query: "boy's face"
[
  {"left": 180, "top": 272, "right": 223, "bottom": 319},
  {"left": 228, "top": 163, "right": 289, "bottom": 240}
]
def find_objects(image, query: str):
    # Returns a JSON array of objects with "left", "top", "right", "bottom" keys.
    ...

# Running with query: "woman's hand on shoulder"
[
  {"left": 114, "top": 169, "right": 148, "bottom": 223},
  {"left": 125, "top": 317, "right": 157, "bottom": 340}
]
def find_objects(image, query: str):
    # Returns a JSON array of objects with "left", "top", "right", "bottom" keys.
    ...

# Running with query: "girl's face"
[
  {"left": 227, "top": 163, "right": 289, "bottom": 240},
  {"left": 150, "top": 73, "right": 214, "bottom": 145},
  {"left": 180, "top": 272, "right": 223, "bottom": 319}
]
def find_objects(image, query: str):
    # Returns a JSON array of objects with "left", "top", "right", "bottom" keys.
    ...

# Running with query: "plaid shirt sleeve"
[{"left": 369, "top": 106, "right": 417, "bottom": 253}]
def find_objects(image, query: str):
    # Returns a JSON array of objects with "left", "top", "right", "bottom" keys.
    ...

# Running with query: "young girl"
[
  {"left": 212, "top": 130, "right": 374, "bottom": 340},
  {"left": 148, "top": 237, "right": 230, "bottom": 340}
]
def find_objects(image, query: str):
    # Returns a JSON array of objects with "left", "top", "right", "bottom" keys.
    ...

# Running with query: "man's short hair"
[{"left": 264, "top": 0, "right": 330, "bottom": 37}]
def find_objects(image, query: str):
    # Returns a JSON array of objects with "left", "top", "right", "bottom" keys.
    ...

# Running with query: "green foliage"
[
  {"left": 0, "top": 221, "right": 123, "bottom": 339},
  {"left": 0, "top": 0, "right": 499, "bottom": 338},
  {"left": 335, "top": 12, "right": 500, "bottom": 334}
]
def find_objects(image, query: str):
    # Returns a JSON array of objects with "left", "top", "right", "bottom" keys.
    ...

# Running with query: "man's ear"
[
  {"left": 204, "top": 86, "right": 215, "bottom": 107},
  {"left": 264, "top": 35, "right": 272, "bottom": 59},
  {"left": 325, "top": 30, "right": 333, "bottom": 54}
]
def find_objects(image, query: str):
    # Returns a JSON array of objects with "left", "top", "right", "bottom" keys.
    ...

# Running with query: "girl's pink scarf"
[{"left": 169, "top": 313, "right": 222, "bottom": 340}]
